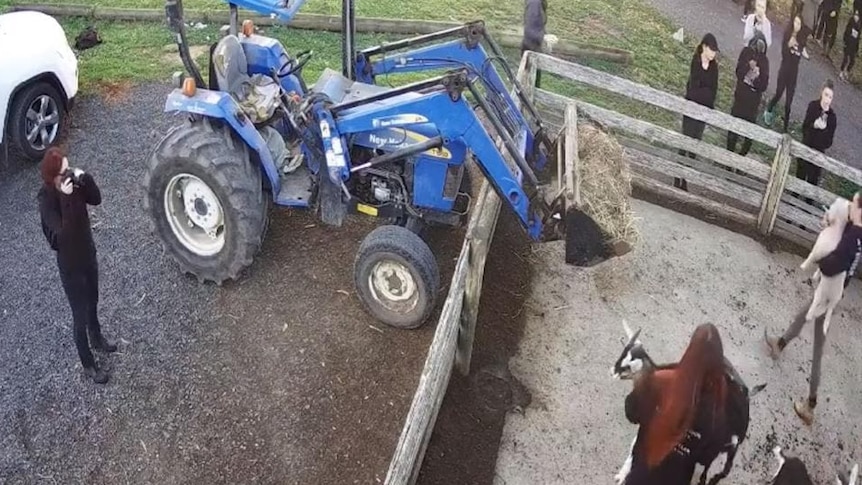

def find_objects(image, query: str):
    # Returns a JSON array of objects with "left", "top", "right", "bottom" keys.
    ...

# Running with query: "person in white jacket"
[{"left": 744, "top": 0, "right": 773, "bottom": 49}]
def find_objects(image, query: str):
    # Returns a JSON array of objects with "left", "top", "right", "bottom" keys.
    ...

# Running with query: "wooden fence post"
[
  {"left": 757, "top": 133, "right": 793, "bottom": 235},
  {"left": 454, "top": 54, "right": 534, "bottom": 377}
]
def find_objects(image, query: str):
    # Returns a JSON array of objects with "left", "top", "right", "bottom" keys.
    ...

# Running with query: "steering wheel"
[{"left": 278, "top": 50, "right": 314, "bottom": 78}]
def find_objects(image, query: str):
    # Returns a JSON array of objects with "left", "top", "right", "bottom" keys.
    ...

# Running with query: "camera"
[{"left": 61, "top": 168, "right": 84, "bottom": 188}]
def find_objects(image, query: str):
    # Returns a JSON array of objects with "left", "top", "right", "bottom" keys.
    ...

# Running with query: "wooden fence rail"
[{"left": 525, "top": 51, "right": 862, "bottom": 249}]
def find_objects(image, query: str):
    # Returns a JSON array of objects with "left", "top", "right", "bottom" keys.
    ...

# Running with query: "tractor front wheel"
[
  {"left": 354, "top": 225, "right": 440, "bottom": 329},
  {"left": 143, "top": 118, "right": 267, "bottom": 283}
]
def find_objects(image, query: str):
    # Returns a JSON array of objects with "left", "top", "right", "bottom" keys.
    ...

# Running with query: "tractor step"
[{"left": 275, "top": 165, "right": 313, "bottom": 207}]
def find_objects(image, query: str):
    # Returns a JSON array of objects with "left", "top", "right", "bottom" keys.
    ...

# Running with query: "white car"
[{"left": 0, "top": 10, "right": 78, "bottom": 161}]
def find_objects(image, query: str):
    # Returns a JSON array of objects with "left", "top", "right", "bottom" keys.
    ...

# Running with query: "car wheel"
[{"left": 8, "top": 81, "right": 65, "bottom": 161}]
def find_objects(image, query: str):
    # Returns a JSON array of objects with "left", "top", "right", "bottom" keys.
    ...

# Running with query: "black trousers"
[
  {"left": 819, "top": 16, "right": 839, "bottom": 52},
  {"left": 842, "top": 49, "right": 857, "bottom": 71},
  {"left": 59, "top": 260, "right": 103, "bottom": 369},
  {"left": 767, "top": 69, "right": 797, "bottom": 132},
  {"left": 796, "top": 158, "right": 823, "bottom": 186},
  {"left": 727, "top": 130, "right": 754, "bottom": 156},
  {"left": 675, "top": 116, "right": 706, "bottom": 190}
]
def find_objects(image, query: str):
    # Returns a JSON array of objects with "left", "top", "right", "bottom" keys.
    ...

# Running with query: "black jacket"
[
  {"left": 801, "top": 99, "right": 837, "bottom": 152},
  {"left": 818, "top": 224, "right": 862, "bottom": 282},
  {"left": 844, "top": 16, "right": 862, "bottom": 54},
  {"left": 684, "top": 52, "right": 719, "bottom": 109},
  {"left": 38, "top": 172, "right": 102, "bottom": 271},
  {"left": 731, "top": 47, "right": 770, "bottom": 120},
  {"left": 779, "top": 23, "right": 808, "bottom": 76}
]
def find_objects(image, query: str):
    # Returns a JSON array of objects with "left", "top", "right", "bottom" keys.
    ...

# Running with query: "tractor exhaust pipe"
[{"left": 165, "top": 0, "right": 206, "bottom": 88}]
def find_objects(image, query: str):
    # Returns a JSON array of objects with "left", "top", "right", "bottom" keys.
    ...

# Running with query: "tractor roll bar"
[{"left": 165, "top": 0, "right": 206, "bottom": 88}]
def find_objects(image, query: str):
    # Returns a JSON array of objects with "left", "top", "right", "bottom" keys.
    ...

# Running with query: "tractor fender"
[{"left": 164, "top": 88, "right": 281, "bottom": 195}]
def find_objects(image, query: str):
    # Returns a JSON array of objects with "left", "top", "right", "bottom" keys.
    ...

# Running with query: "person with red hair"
[
  {"left": 621, "top": 323, "right": 729, "bottom": 484},
  {"left": 38, "top": 147, "right": 117, "bottom": 384}
]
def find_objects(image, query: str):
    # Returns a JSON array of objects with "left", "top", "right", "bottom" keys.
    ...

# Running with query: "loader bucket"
[{"left": 546, "top": 102, "right": 626, "bottom": 267}]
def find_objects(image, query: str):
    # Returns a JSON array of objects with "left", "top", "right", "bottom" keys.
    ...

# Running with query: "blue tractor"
[{"left": 144, "top": 0, "right": 592, "bottom": 329}]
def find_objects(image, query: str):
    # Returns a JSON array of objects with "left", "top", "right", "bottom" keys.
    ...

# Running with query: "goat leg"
[{"left": 706, "top": 446, "right": 738, "bottom": 485}]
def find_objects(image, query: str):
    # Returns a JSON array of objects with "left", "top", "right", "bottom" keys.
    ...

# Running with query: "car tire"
[{"left": 8, "top": 81, "right": 65, "bottom": 161}]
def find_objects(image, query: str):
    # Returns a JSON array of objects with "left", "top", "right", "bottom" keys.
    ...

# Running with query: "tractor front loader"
[{"left": 143, "top": 0, "right": 603, "bottom": 329}]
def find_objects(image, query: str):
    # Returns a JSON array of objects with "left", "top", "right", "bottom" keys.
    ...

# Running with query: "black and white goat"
[
  {"left": 769, "top": 446, "right": 859, "bottom": 485},
  {"left": 610, "top": 320, "right": 766, "bottom": 485}
]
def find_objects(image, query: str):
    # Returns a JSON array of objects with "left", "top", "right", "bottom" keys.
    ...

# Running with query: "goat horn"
[{"left": 622, "top": 319, "right": 634, "bottom": 339}]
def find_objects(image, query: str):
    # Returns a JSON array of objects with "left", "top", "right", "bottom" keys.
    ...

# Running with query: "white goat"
[{"left": 799, "top": 197, "right": 851, "bottom": 336}]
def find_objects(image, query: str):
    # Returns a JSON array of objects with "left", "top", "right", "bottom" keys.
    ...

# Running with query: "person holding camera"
[{"left": 38, "top": 147, "right": 117, "bottom": 384}]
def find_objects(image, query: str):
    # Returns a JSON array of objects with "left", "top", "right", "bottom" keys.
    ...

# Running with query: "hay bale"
[{"left": 576, "top": 122, "right": 640, "bottom": 254}]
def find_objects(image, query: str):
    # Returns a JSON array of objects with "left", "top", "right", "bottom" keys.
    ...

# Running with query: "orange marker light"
[
  {"left": 242, "top": 19, "right": 255, "bottom": 37},
  {"left": 182, "top": 77, "right": 197, "bottom": 97}
]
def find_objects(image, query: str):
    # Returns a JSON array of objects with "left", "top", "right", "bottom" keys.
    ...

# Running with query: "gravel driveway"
[
  {"left": 0, "top": 83, "right": 463, "bottom": 484},
  {"left": 644, "top": 0, "right": 862, "bottom": 169}
]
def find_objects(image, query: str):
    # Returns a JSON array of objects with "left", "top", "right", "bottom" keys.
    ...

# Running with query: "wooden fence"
[{"left": 523, "top": 51, "right": 862, "bottom": 248}]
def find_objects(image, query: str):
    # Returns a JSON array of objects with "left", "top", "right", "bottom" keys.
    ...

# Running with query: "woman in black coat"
[
  {"left": 728, "top": 32, "right": 770, "bottom": 156},
  {"left": 764, "top": 15, "right": 809, "bottom": 133},
  {"left": 675, "top": 33, "right": 720, "bottom": 191},
  {"left": 38, "top": 147, "right": 117, "bottom": 384},
  {"left": 840, "top": 9, "right": 862, "bottom": 82}
]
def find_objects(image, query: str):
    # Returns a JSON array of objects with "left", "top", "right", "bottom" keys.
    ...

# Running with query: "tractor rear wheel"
[
  {"left": 143, "top": 118, "right": 268, "bottom": 284},
  {"left": 354, "top": 225, "right": 440, "bottom": 329}
]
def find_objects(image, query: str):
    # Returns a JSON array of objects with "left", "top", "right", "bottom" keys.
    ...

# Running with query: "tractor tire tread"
[
  {"left": 143, "top": 118, "right": 266, "bottom": 284},
  {"left": 354, "top": 225, "right": 440, "bottom": 329}
]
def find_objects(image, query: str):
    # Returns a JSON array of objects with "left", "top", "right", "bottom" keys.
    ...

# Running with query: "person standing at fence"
[
  {"left": 521, "top": 0, "right": 547, "bottom": 88},
  {"left": 728, "top": 32, "right": 770, "bottom": 156},
  {"left": 38, "top": 147, "right": 117, "bottom": 384},
  {"left": 765, "top": 192, "right": 862, "bottom": 425},
  {"left": 815, "top": 0, "right": 840, "bottom": 57},
  {"left": 763, "top": 15, "right": 809, "bottom": 133},
  {"left": 675, "top": 33, "right": 720, "bottom": 192},
  {"left": 839, "top": 9, "right": 862, "bottom": 82},
  {"left": 743, "top": 0, "right": 773, "bottom": 50},
  {"left": 796, "top": 80, "right": 836, "bottom": 194}
]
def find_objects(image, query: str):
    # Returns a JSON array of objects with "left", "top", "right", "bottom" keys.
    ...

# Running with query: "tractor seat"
[
  {"left": 212, "top": 34, "right": 281, "bottom": 124},
  {"left": 309, "top": 68, "right": 394, "bottom": 105}
]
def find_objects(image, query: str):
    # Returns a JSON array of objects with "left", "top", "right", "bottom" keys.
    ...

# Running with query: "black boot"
[{"left": 84, "top": 366, "right": 109, "bottom": 384}]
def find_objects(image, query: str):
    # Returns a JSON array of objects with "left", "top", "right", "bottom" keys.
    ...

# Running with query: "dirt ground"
[
  {"left": 492, "top": 199, "right": 862, "bottom": 484},
  {"left": 0, "top": 83, "right": 467, "bottom": 484}
]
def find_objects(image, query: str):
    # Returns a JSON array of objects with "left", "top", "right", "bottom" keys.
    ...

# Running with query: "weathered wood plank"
[
  {"left": 773, "top": 218, "right": 818, "bottom": 246},
  {"left": 630, "top": 174, "right": 759, "bottom": 227},
  {"left": 624, "top": 147, "right": 762, "bottom": 209},
  {"left": 618, "top": 136, "right": 769, "bottom": 192},
  {"left": 456, "top": 183, "right": 501, "bottom": 376},
  {"left": 385, "top": 237, "right": 470, "bottom": 485},
  {"left": 564, "top": 103, "right": 579, "bottom": 204},
  {"left": 553, "top": 95, "right": 773, "bottom": 179},
  {"left": 528, "top": 52, "right": 782, "bottom": 147},
  {"left": 495, "top": 32, "right": 632, "bottom": 64},
  {"left": 757, "top": 134, "right": 793, "bottom": 235},
  {"left": 789, "top": 140, "right": 862, "bottom": 186},
  {"left": 777, "top": 202, "right": 822, "bottom": 232},
  {"left": 783, "top": 177, "right": 842, "bottom": 208}
]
